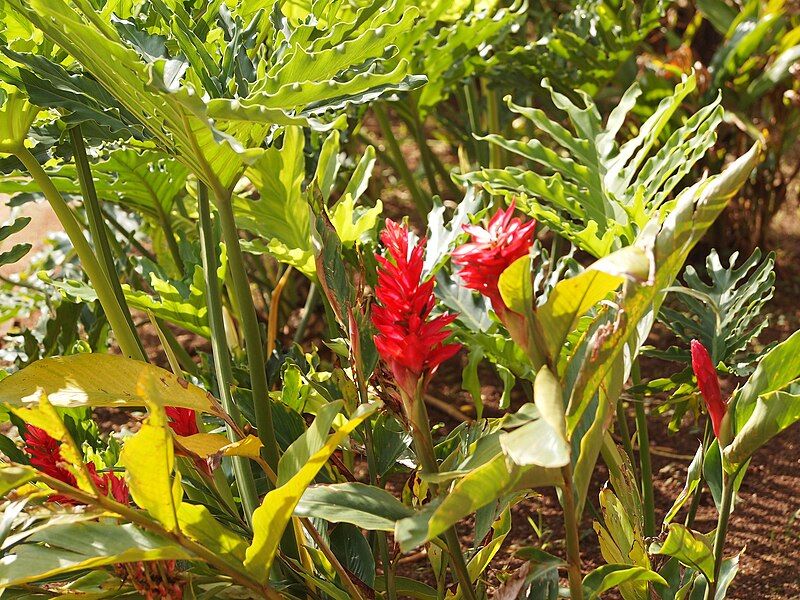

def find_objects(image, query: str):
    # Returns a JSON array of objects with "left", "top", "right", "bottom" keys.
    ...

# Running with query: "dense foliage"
[{"left": 0, "top": 1, "right": 798, "bottom": 599}]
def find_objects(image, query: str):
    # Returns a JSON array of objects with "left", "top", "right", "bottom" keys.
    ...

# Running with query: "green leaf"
[
  {"left": 238, "top": 126, "right": 314, "bottom": 276},
  {"left": 424, "top": 189, "right": 483, "bottom": 277},
  {"left": 277, "top": 400, "right": 342, "bottom": 486},
  {"left": 659, "top": 248, "right": 775, "bottom": 371},
  {"left": 295, "top": 482, "right": 413, "bottom": 531},
  {"left": 0, "top": 91, "right": 39, "bottom": 153},
  {"left": 462, "top": 74, "right": 721, "bottom": 258},
  {"left": 725, "top": 388, "right": 800, "bottom": 469},
  {"left": 244, "top": 402, "right": 380, "bottom": 581},
  {"left": 329, "top": 523, "right": 375, "bottom": 587},
  {"left": 729, "top": 329, "right": 800, "bottom": 431},
  {"left": 177, "top": 503, "right": 248, "bottom": 563},
  {"left": 0, "top": 354, "right": 220, "bottom": 414},
  {"left": 664, "top": 444, "right": 704, "bottom": 525},
  {"left": 582, "top": 564, "right": 666, "bottom": 599},
  {"left": 537, "top": 246, "right": 650, "bottom": 363},
  {"left": 315, "top": 129, "right": 341, "bottom": 202},
  {"left": 328, "top": 194, "right": 383, "bottom": 248},
  {"left": 650, "top": 524, "right": 715, "bottom": 582},
  {"left": 394, "top": 442, "right": 561, "bottom": 551},
  {"left": 0, "top": 522, "right": 191, "bottom": 587}
]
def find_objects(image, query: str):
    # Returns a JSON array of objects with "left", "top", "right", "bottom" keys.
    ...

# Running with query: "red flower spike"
[
  {"left": 690, "top": 339, "right": 727, "bottom": 439},
  {"left": 451, "top": 200, "right": 536, "bottom": 314},
  {"left": 165, "top": 407, "right": 200, "bottom": 437},
  {"left": 23, "top": 425, "right": 78, "bottom": 488},
  {"left": 23, "top": 425, "right": 131, "bottom": 505},
  {"left": 372, "top": 220, "right": 461, "bottom": 398}
]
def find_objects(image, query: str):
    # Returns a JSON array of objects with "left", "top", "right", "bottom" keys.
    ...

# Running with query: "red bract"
[
  {"left": 165, "top": 407, "right": 199, "bottom": 437},
  {"left": 690, "top": 339, "right": 727, "bottom": 439},
  {"left": 24, "top": 425, "right": 77, "bottom": 489},
  {"left": 452, "top": 200, "right": 536, "bottom": 313},
  {"left": 23, "top": 425, "right": 130, "bottom": 505},
  {"left": 372, "top": 220, "right": 461, "bottom": 397}
]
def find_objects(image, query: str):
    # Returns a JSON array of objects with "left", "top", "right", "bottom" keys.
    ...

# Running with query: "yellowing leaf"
[
  {"left": 244, "top": 402, "right": 380, "bottom": 580},
  {"left": 176, "top": 433, "right": 263, "bottom": 460},
  {"left": 0, "top": 354, "right": 218, "bottom": 414},
  {"left": 177, "top": 433, "right": 229, "bottom": 458},
  {"left": 177, "top": 504, "right": 248, "bottom": 563},
  {"left": 222, "top": 435, "right": 264, "bottom": 459},
  {"left": 120, "top": 391, "right": 181, "bottom": 532},
  {"left": 538, "top": 246, "right": 649, "bottom": 362},
  {"left": 498, "top": 255, "right": 533, "bottom": 315}
]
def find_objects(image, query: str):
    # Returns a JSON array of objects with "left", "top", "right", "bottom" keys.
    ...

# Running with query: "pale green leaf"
[
  {"left": 244, "top": 402, "right": 379, "bottom": 580},
  {"left": 295, "top": 482, "right": 413, "bottom": 531}
]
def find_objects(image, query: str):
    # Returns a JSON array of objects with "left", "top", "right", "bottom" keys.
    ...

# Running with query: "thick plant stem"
[
  {"left": 14, "top": 145, "right": 144, "bottom": 361},
  {"left": 707, "top": 470, "right": 736, "bottom": 600},
  {"left": 633, "top": 361, "right": 656, "bottom": 538},
  {"left": 373, "top": 103, "right": 431, "bottom": 215},
  {"left": 482, "top": 79, "right": 504, "bottom": 170},
  {"left": 615, "top": 401, "right": 636, "bottom": 471},
  {"left": 408, "top": 394, "right": 478, "bottom": 600},
  {"left": 197, "top": 182, "right": 259, "bottom": 523},
  {"left": 561, "top": 463, "right": 584, "bottom": 600},
  {"left": 155, "top": 201, "right": 185, "bottom": 273},
  {"left": 69, "top": 127, "right": 146, "bottom": 360},
  {"left": 211, "top": 188, "right": 280, "bottom": 471}
]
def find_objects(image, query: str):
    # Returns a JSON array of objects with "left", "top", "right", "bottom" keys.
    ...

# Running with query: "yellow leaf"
[
  {"left": 0, "top": 354, "right": 218, "bottom": 414},
  {"left": 222, "top": 435, "right": 263, "bottom": 459},
  {"left": 244, "top": 402, "right": 380, "bottom": 580},
  {"left": 120, "top": 386, "right": 181, "bottom": 531},
  {"left": 176, "top": 433, "right": 229, "bottom": 458}
]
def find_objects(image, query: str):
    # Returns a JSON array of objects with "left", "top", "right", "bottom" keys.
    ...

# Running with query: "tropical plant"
[{"left": 0, "top": 1, "right": 798, "bottom": 599}]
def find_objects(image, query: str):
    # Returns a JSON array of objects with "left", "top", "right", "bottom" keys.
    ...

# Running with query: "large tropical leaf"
[
  {"left": 0, "top": 354, "right": 220, "bottom": 414},
  {"left": 461, "top": 73, "right": 722, "bottom": 257}
]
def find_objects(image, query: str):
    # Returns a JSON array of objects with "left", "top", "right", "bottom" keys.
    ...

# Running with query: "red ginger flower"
[
  {"left": 372, "top": 220, "right": 461, "bottom": 398},
  {"left": 23, "top": 425, "right": 130, "bottom": 504},
  {"left": 690, "top": 340, "right": 727, "bottom": 439},
  {"left": 452, "top": 200, "right": 536, "bottom": 314},
  {"left": 165, "top": 407, "right": 200, "bottom": 437}
]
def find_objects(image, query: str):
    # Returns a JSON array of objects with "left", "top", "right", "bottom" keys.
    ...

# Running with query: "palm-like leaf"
[{"left": 461, "top": 73, "right": 723, "bottom": 257}]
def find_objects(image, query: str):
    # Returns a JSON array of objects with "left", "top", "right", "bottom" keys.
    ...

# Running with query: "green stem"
[
  {"left": 482, "top": 79, "right": 504, "bottom": 170},
  {"left": 404, "top": 95, "right": 442, "bottom": 198},
  {"left": 101, "top": 207, "right": 157, "bottom": 262},
  {"left": 706, "top": 471, "right": 736, "bottom": 600},
  {"left": 155, "top": 201, "right": 185, "bottom": 273},
  {"left": 14, "top": 144, "right": 144, "bottom": 361},
  {"left": 686, "top": 422, "right": 712, "bottom": 529},
  {"left": 462, "top": 80, "right": 487, "bottom": 166},
  {"left": 408, "top": 393, "right": 478, "bottom": 600},
  {"left": 198, "top": 182, "right": 259, "bottom": 523},
  {"left": 293, "top": 282, "right": 318, "bottom": 344},
  {"left": 615, "top": 401, "right": 636, "bottom": 472},
  {"left": 561, "top": 463, "right": 584, "bottom": 600},
  {"left": 633, "top": 361, "right": 655, "bottom": 538},
  {"left": 373, "top": 103, "right": 431, "bottom": 215},
  {"left": 70, "top": 127, "right": 146, "bottom": 361},
  {"left": 212, "top": 189, "right": 280, "bottom": 471}
]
